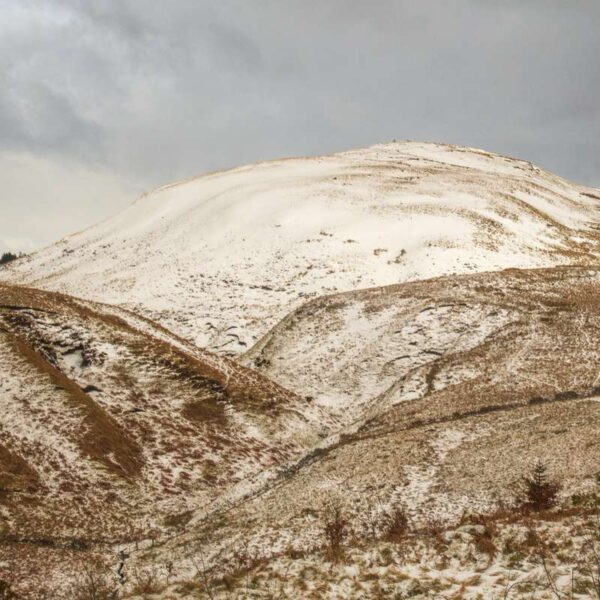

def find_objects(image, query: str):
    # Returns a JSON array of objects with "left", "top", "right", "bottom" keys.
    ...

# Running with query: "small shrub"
[
  {"left": 522, "top": 460, "right": 561, "bottom": 511},
  {"left": 357, "top": 502, "right": 380, "bottom": 540},
  {"left": 472, "top": 525, "right": 497, "bottom": 558},
  {"left": 383, "top": 505, "right": 409, "bottom": 542},
  {"left": 524, "top": 526, "right": 541, "bottom": 548},
  {"left": 285, "top": 545, "right": 308, "bottom": 559},
  {"left": 572, "top": 476, "right": 600, "bottom": 509},
  {"left": 420, "top": 515, "right": 445, "bottom": 537},
  {"left": 379, "top": 546, "right": 394, "bottom": 565},
  {"left": 130, "top": 566, "right": 163, "bottom": 595},
  {"left": 70, "top": 563, "right": 116, "bottom": 600},
  {"left": 572, "top": 492, "right": 600, "bottom": 509},
  {"left": 163, "top": 510, "right": 193, "bottom": 529},
  {"left": 323, "top": 501, "right": 348, "bottom": 562}
]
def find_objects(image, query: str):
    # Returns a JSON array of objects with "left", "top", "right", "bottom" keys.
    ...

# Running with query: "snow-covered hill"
[{"left": 3, "top": 142, "right": 600, "bottom": 354}]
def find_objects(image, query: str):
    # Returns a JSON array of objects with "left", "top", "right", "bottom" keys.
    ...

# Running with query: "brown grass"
[
  {"left": 7, "top": 331, "right": 142, "bottom": 479},
  {"left": 0, "top": 443, "right": 39, "bottom": 496}
]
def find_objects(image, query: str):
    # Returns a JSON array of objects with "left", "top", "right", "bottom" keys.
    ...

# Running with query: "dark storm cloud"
[{"left": 1, "top": 0, "right": 599, "bottom": 250}]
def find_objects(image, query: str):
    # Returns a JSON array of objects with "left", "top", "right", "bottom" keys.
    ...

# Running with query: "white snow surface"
[{"left": 3, "top": 141, "right": 599, "bottom": 354}]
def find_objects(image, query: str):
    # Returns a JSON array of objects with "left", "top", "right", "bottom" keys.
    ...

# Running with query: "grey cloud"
[{"left": 0, "top": 0, "right": 599, "bottom": 251}]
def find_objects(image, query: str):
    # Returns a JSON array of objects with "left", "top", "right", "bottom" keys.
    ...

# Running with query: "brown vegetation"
[
  {"left": 8, "top": 331, "right": 143, "bottom": 479},
  {"left": 323, "top": 502, "right": 348, "bottom": 562},
  {"left": 521, "top": 460, "right": 561, "bottom": 512}
]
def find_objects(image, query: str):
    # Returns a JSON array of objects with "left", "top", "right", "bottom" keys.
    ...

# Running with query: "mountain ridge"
[{"left": 3, "top": 141, "right": 599, "bottom": 355}]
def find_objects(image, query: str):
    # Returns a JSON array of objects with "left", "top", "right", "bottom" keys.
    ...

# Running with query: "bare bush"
[
  {"left": 576, "top": 522, "right": 600, "bottom": 599},
  {"left": 527, "top": 518, "right": 600, "bottom": 598},
  {"left": 356, "top": 499, "right": 381, "bottom": 540},
  {"left": 191, "top": 548, "right": 216, "bottom": 600},
  {"left": 129, "top": 566, "right": 163, "bottom": 595},
  {"left": 383, "top": 505, "right": 409, "bottom": 542},
  {"left": 70, "top": 562, "right": 117, "bottom": 600},
  {"left": 322, "top": 501, "right": 348, "bottom": 562},
  {"left": 473, "top": 526, "right": 497, "bottom": 559}
]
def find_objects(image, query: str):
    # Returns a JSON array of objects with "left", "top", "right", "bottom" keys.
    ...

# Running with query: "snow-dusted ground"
[
  {"left": 2, "top": 143, "right": 600, "bottom": 598},
  {"left": 3, "top": 142, "right": 600, "bottom": 354},
  {"left": 119, "top": 394, "right": 600, "bottom": 600},
  {"left": 125, "top": 508, "right": 600, "bottom": 599},
  {"left": 242, "top": 266, "right": 600, "bottom": 433},
  {"left": 0, "top": 284, "right": 329, "bottom": 596},
  {"left": 98, "top": 265, "right": 600, "bottom": 600}
]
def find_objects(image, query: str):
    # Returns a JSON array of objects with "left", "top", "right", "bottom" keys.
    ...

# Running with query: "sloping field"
[
  {"left": 0, "top": 284, "right": 324, "bottom": 596},
  {"left": 131, "top": 266, "right": 600, "bottom": 598},
  {"left": 243, "top": 266, "right": 600, "bottom": 428}
]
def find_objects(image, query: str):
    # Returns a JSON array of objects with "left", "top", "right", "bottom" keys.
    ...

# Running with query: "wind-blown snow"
[{"left": 3, "top": 141, "right": 599, "bottom": 354}]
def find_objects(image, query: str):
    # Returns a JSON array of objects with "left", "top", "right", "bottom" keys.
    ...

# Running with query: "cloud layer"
[{"left": 1, "top": 1, "right": 599, "bottom": 251}]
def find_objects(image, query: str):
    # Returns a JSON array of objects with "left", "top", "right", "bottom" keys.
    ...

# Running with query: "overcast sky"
[{"left": 1, "top": 1, "right": 599, "bottom": 253}]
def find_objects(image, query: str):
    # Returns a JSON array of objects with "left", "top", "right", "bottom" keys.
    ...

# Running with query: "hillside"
[
  {"left": 3, "top": 143, "right": 600, "bottom": 598},
  {"left": 114, "top": 266, "right": 600, "bottom": 599},
  {"left": 242, "top": 265, "right": 600, "bottom": 428},
  {"left": 0, "top": 283, "right": 325, "bottom": 596},
  {"left": 3, "top": 142, "right": 600, "bottom": 355}
]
